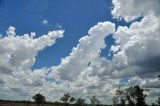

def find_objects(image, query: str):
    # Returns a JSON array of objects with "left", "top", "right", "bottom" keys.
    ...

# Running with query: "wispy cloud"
[{"left": 42, "top": 19, "right": 48, "bottom": 25}]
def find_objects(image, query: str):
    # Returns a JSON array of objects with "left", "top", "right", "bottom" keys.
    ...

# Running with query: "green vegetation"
[
  {"left": 112, "top": 85, "right": 149, "bottom": 106},
  {"left": 152, "top": 74, "right": 160, "bottom": 106},
  {"left": 60, "top": 93, "right": 75, "bottom": 105},
  {"left": 32, "top": 93, "right": 46, "bottom": 105},
  {"left": 90, "top": 96, "right": 102, "bottom": 105},
  {"left": 75, "top": 98, "right": 86, "bottom": 105}
]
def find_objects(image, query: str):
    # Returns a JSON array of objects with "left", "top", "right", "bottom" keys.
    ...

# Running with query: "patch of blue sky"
[
  {"left": 119, "top": 77, "right": 130, "bottom": 84},
  {"left": 100, "top": 34, "right": 115, "bottom": 60}
]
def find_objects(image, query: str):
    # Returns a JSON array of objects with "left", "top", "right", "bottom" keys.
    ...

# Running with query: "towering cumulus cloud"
[
  {"left": 51, "top": 22, "right": 115, "bottom": 80},
  {"left": 0, "top": 0, "right": 160, "bottom": 104}
]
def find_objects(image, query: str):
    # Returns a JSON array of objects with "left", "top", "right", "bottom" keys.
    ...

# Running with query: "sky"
[{"left": 0, "top": 0, "right": 160, "bottom": 105}]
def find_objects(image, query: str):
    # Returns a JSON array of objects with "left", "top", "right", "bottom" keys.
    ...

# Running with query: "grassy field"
[
  {"left": 0, "top": 100, "right": 112, "bottom": 106},
  {"left": 0, "top": 102, "right": 112, "bottom": 106},
  {"left": 0, "top": 102, "right": 64, "bottom": 106}
]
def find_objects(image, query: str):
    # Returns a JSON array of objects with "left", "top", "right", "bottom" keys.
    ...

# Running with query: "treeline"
[
  {"left": 0, "top": 85, "right": 160, "bottom": 106},
  {"left": 31, "top": 85, "right": 160, "bottom": 106},
  {"left": 1, "top": 76, "right": 160, "bottom": 106}
]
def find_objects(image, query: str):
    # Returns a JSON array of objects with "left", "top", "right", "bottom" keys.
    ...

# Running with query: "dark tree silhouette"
[
  {"left": 156, "top": 97, "right": 160, "bottom": 106},
  {"left": 60, "top": 93, "right": 75, "bottom": 106},
  {"left": 113, "top": 88, "right": 127, "bottom": 106},
  {"left": 32, "top": 93, "right": 45, "bottom": 106},
  {"left": 152, "top": 74, "right": 160, "bottom": 106},
  {"left": 75, "top": 98, "right": 86, "bottom": 105},
  {"left": 112, "top": 96, "right": 119, "bottom": 105},
  {"left": 90, "top": 95, "right": 102, "bottom": 105},
  {"left": 134, "top": 85, "right": 148, "bottom": 106},
  {"left": 157, "top": 74, "right": 160, "bottom": 106},
  {"left": 70, "top": 97, "right": 76, "bottom": 104},
  {"left": 113, "top": 85, "right": 148, "bottom": 106}
]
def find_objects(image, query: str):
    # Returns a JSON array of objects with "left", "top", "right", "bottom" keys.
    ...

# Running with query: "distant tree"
[
  {"left": 134, "top": 85, "right": 148, "bottom": 106},
  {"left": 157, "top": 74, "right": 160, "bottom": 106},
  {"left": 60, "top": 93, "right": 70, "bottom": 104},
  {"left": 156, "top": 97, "right": 160, "bottom": 106},
  {"left": 70, "top": 97, "right": 76, "bottom": 104},
  {"left": 60, "top": 93, "right": 75, "bottom": 106},
  {"left": 54, "top": 101, "right": 62, "bottom": 105},
  {"left": 114, "top": 88, "right": 127, "bottom": 106},
  {"left": 75, "top": 98, "right": 86, "bottom": 105},
  {"left": 32, "top": 93, "right": 45, "bottom": 106},
  {"left": 112, "top": 96, "right": 119, "bottom": 105},
  {"left": 112, "top": 85, "right": 149, "bottom": 106},
  {"left": 90, "top": 95, "right": 102, "bottom": 105},
  {"left": 152, "top": 103, "right": 156, "bottom": 106}
]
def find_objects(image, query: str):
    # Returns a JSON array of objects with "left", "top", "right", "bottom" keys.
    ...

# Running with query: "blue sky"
[{"left": 0, "top": 0, "right": 132, "bottom": 69}]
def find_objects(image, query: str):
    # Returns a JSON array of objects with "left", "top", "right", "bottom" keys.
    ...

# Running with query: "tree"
[
  {"left": 112, "top": 85, "right": 148, "bottom": 106},
  {"left": 156, "top": 97, "right": 160, "bottom": 106},
  {"left": 152, "top": 103, "right": 156, "bottom": 106},
  {"left": 157, "top": 74, "right": 160, "bottom": 106},
  {"left": 75, "top": 98, "right": 86, "bottom": 105},
  {"left": 32, "top": 93, "right": 45, "bottom": 106},
  {"left": 134, "top": 85, "right": 148, "bottom": 106},
  {"left": 60, "top": 93, "right": 75, "bottom": 106},
  {"left": 112, "top": 96, "right": 119, "bottom": 105},
  {"left": 90, "top": 95, "right": 102, "bottom": 105},
  {"left": 70, "top": 97, "right": 76, "bottom": 104},
  {"left": 114, "top": 88, "right": 127, "bottom": 106}
]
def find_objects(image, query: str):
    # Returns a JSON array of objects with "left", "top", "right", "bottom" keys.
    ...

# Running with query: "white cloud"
[
  {"left": 0, "top": 26, "right": 64, "bottom": 75},
  {"left": 0, "top": 26, "right": 64, "bottom": 101},
  {"left": 50, "top": 22, "right": 115, "bottom": 80},
  {"left": 42, "top": 19, "right": 48, "bottom": 25},
  {"left": 111, "top": 45, "right": 120, "bottom": 53},
  {"left": 112, "top": 0, "right": 160, "bottom": 21},
  {"left": 55, "top": 23, "right": 62, "bottom": 29}
]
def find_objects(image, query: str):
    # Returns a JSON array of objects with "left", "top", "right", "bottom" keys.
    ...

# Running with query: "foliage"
[
  {"left": 112, "top": 96, "right": 119, "bottom": 106},
  {"left": 60, "top": 93, "right": 75, "bottom": 104},
  {"left": 112, "top": 85, "right": 149, "bottom": 106},
  {"left": 75, "top": 98, "right": 86, "bottom": 105},
  {"left": 32, "top": 93, "right": 45, "bottom": 105},
  {"left": 158, "top": 74, "right": 160, "bottom": 80},
  {"left": 90, "top": 96, "right": 102, "bottom": 105},
  {"left": 157, "top": 74, "right": 160, "bottom": 106},
  {"left": 156, "top": 97, "right": 160, "bottom": 106}
]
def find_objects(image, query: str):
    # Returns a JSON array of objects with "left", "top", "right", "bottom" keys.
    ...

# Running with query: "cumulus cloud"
[
  {"left": 0, "top": 26, "right": 64, "bottom": 100},
  {"left": 0, "top": 26, "right": 64, "bottom": 75},
  {"left": 110, "top": 14, "right": 160, "bottom": 79},
  {"left": 112, "top": 0, "right": 160, "bottom": 21},
  {"left": 50, "top": 22, "right": 115, "bottom": 80}
]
